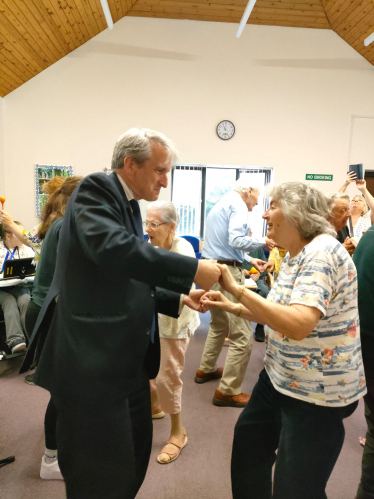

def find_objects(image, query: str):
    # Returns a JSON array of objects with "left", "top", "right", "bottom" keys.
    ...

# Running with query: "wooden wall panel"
[
  {"left": 323, "top": 0, "right": 374, "bottom": 67},
  {"left": 0, "top": 0, "right": 373, "bottom": 96}
]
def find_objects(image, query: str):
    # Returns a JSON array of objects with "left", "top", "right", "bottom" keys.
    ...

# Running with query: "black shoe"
[
  {"left": 9, "top": 339, "right": 27, "bottom": 354},
  {"left": 254, "top": 325, "right": 265, "bottom": 342}
]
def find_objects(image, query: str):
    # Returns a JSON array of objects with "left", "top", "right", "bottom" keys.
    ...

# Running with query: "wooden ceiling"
[{"left": 0, "top": 0, "right": 373, "bottom": 97}]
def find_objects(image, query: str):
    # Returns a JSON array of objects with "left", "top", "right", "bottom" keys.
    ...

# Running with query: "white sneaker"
[{"left": 40, "top": 456, "right": 64, "bottom": 480}]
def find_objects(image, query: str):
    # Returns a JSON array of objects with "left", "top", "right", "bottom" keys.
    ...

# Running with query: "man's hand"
[
  {"left": 250, "top": 258, "right": 267, "bottom": 273},
  {"left": 264, "top": 238, "right": 275, "bottom": 251},
  {"left": 183, "top": 289, "right": 206, "bottom": 312},
  {"left": 194, "top": 260, "right": 221, "bottom": 291},
  {"left": 263, "top": 260, "right": 275, "bottom": 272}
]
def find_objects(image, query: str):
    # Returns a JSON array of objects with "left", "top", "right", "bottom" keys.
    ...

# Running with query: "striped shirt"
[{"left": 265, "top": 234, "right": 366, "bottom": 407}]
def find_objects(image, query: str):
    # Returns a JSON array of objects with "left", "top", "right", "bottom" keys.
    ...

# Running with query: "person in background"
[
  {"left": 353, "top": 225, "right": 374, "bottom": 499},
  {"left": 0, "top": 176, "right": 65, "bottom": 264},
  {"left": 20, "top": 176, "right": 83, "bottom": 480},
  {"left": 195, "top": 178, "right": 274, "bottom": 408},
  {"left": 146, "top": 201, "right": 200, "bottom": 464},
  {"left": 243, "top": 246, "right": 270, "bottom": 343},
  {"left": 0, "top": 222, "right": 35, "bottom": 353},
  {"left": 327, "top": 193, "right": 356, "bottom": 255},
  {"left": 339, "top": 172, "right": 374, "bottom": 239},
  {"left": 201, "top": 182, "right": 366, "bottom": 499}
]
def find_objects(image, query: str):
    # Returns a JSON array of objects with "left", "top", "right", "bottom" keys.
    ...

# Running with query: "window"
[{"left": 171, "top": 165, "right": 272, "bottom": 239}]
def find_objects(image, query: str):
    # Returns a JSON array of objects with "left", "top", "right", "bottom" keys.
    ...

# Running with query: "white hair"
[
  {"left": 233, "top": 177, "right": 261, "bottom": 194},
  {"left": 269, "top": 182, "right": 336, "bottom": 239},
  {"left": 111, "top": 128, "right": 179, "bottom": 170},
  {"left": 146, "top": 200, "right": 180, "bottom": 228},
  {"left": 326, "top": 192, "right": 350, "bottom": 203}
]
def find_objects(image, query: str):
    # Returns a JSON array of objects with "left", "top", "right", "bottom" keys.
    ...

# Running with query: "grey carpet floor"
[{"left": 0, "top": 312, "right": 367, "bottom": 499}]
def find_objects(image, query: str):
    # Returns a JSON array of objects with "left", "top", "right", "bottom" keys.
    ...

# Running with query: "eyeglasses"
[{"left": 143, "top": 221, "right": 167, "bottom": 229}]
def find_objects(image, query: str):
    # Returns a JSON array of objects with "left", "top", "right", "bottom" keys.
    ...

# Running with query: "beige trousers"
[
  {"left": 198, "top": 266, "right": 253, "bottom": 396},
  {"left": 150, "top": 334, "right": 191, "bottom": 414}
]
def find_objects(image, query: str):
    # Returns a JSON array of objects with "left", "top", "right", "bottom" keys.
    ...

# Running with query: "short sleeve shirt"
[{"left": 265, "top": 234, "right": 366, "bottom": 407}]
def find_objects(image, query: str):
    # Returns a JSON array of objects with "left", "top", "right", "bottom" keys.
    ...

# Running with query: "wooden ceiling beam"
[
  {"left": 0, "top": 28, "right": 46, "bottom": 74},
  {"left": 88, "top": 0, "right": 106, "bottom": 31},
  {"left": 345, "top": 6, "right": 374, "bottom": 44},
  {"left": 67, "top": 0, "right": 92, "bottom": 41},
  {"left": 0, "top": 45, "right": 35, "bottom": 80},
  {"left": 328, "top": 0, "right": 365, "bottom": 29},
  {"left": 74, "top": 0, "right": 101, "bottom": 36},
  {"left": 0, "top": 60, "right": 27, "bottom": 86},
  {"left": 334, "top": 0, "right": 372, "bottom": 32},
  {"left": 0, "top": 11, "right": 50, "bottom": 69},
  {"left": 45, "top": 0, "right": 81, "bottom": 49},
  {"left": 0, "top": 54, "right": 29, "bottom": 85},
  {"left": 30, "top": 0, "right": 72, "bottom": 55},
  {"left": 4, "top": 0, "right": 60, "bottom": 64}
]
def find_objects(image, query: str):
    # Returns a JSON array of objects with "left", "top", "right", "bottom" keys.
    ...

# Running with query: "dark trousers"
[
  {"left": 231, "top": 369, "right": 358, "bottom": 499},
  {"left": 45, "top": 398, "right": 58, "bottom": 450},
  {"left": 25, "top": 299, "right": 41, "bottom": 338},
  {"left": 25, "top": 300, "right": 58, "bottom": 451},
  {"left": 55, "top": 368, "right": 152, "bottom": 499},
  {"left": 357, "top": 371, "right": 374, "bottom": 499}
]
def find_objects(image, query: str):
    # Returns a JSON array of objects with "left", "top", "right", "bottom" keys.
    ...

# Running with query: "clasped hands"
[{"left": 183, "top": 263, "right": 246, "bottom": 315}]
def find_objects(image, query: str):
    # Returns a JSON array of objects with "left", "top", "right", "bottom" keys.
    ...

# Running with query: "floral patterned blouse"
[{"left": 265, "top": 234, "right": 366, "bottom": 407}]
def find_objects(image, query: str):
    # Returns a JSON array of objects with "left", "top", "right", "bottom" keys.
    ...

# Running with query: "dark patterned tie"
[
  {"left": 129, "top": 198, "right": 155, "bottom": 342},
  {"left": 129, "top": 199, "right": 143, "bottom": 238}
]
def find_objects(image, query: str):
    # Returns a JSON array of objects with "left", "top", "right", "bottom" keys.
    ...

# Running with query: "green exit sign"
[{"left": 306, "top": 174, "right": 333, "bottom": 181}]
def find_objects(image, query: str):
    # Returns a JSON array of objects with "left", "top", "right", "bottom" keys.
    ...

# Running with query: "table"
[{"left": 0, "top": 276, "right": 34, "bottom": 288}]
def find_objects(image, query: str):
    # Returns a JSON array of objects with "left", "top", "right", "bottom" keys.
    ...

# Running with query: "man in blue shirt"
[{"left": 195, "top": 179, "right": 275, "bottom": 407}]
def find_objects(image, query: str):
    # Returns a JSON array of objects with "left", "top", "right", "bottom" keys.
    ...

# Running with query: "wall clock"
[{"left": 216, "top": 120, "right": 235, "bottom": 140}]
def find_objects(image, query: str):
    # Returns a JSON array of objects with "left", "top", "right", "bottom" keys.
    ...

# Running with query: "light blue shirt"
[{"left": 202, "top": 191, "right": 266, "bottom": 263}]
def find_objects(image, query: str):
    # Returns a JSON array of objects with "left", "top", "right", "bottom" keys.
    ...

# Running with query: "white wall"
[{"left": 3, "top": 17, "right": 374, "bottom": 228}]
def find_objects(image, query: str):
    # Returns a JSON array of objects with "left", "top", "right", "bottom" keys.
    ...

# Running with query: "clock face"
[{"left": 217, "top": 120, "right": 235, "bottom": 140}]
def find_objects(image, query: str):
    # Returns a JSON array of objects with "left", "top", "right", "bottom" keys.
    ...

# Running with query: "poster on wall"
[{"left": 35, "top": 164, "right": 73, "bottom": 216}]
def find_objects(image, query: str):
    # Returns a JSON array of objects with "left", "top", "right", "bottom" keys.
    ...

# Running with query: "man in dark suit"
[{"left": 24, "top": 128, "right": 220, "bottom": 498}]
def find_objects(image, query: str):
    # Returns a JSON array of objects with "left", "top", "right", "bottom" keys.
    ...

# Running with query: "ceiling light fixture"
[
  {"left": 236, "top": 0, "right": 257, "bottom": 38},
  {"left": 100, "top": 0, "right": 114, "bottom": 29},
  {"left": 364, "top": 31, "right": 374, "bottom": 46}
]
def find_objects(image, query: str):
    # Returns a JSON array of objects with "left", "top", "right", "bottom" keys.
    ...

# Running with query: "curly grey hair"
[
  {"left": 111, "top": 128, "right": 179, "bottom": 170},
  {"left": 269, "top": 182, "right": 336, "bottom": 239},
  {"left": 146, "top": 200, "right": 180, "bottom": 228}
]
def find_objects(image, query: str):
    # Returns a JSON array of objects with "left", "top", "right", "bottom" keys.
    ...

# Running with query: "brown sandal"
[{"left": 157, "top": 428, "right": 187, "bottom": 464}]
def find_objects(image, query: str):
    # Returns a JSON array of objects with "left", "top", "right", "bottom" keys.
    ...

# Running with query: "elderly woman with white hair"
[
  {"left": 145, "top": 200, "right": 200, "bottom": 464},
  {"left": 202, "top": 182, "right": 366, "bottom": 499}
]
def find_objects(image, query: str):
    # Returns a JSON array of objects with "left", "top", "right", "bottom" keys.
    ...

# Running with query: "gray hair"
[
  {"left": 326, "top": 192, "right": 350, "bottom": 203},
  {"left": 146, "top": 200, "right": 180, "bottom": 228},
  {"left": 233, "top": 177, "right": 260, "bottom": 194},
  {"left": 111, "top": 128, "right": 179, "bottom": 170},
  {"left": 325, "top": 192, "right": 350, "bottom": 211},
  {"left": 269, "top": 182, "right": 336, "bottom": 239}
]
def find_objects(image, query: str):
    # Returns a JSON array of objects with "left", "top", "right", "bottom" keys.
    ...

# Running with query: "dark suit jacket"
[{"left": 21, "top": 173, "right": 198, "bottom": 409}]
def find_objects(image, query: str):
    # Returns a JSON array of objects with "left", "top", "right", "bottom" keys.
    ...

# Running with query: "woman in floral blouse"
[{"left": 202, "top": 182, "right": 366, "bottom": 499}]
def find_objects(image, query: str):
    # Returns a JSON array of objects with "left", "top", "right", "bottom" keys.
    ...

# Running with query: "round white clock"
[{"left": 216, "top": 120, "right": 235, "bottom": 140}]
